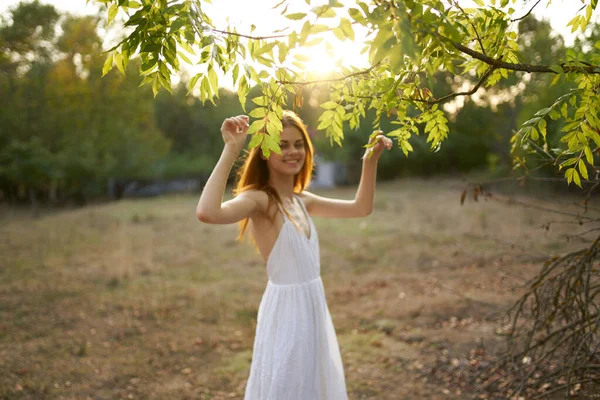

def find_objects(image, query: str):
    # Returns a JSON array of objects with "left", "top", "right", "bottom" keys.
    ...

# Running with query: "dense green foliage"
[{"left": 95, "top": 0, "right": 600, "bottom": 187}]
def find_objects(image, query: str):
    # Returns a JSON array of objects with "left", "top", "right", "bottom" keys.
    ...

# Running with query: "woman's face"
[{"left": 266, "top": 125, "right": 306, "bottom": 176}]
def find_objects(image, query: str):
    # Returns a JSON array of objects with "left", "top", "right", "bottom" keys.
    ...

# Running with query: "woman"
[{"left": 196, "top": 110, "right": 392, "bottom": 399}]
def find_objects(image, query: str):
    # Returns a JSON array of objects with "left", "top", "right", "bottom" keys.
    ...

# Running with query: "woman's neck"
[{"left": 268, "top": 174, "right": 296, "bottom": 201}]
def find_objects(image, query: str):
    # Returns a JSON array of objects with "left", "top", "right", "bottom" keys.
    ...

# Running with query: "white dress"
[{"left": 244, "top": 194, "right": 349, "bottom": 400}]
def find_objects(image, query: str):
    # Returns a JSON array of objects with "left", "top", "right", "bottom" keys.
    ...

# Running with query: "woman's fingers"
[
  {"left": 222, "top": 118, "right": 236, "bottom": 132},
  {"left": 372, "top": 134, "right": 392, "bottom": 149},
  {"left": 234, "top": 116, "right": 250, "bottom": 132},
  {"left": 222, "top": 116, "right": 249, "bottom": 134}
]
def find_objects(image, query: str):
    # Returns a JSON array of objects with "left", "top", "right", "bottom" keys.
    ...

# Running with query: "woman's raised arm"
[
  {"left": 195, "top": 115, "right": 263, "bottom": 224},
  {"left": 302, "top": 133, "right": 392, "bottom": 218}
]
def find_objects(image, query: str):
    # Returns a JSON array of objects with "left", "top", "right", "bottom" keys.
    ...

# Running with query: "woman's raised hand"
[
  {"left": 362, "top": 131, "right": 393, "bottom": 162},
  {"left": 221, "top": 115, "right": 250, "bottom": 152}
]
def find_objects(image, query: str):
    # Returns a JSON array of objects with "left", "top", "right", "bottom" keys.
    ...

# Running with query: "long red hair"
[{"left": 233, "top": 110, "right": 314, "bottom": 241}]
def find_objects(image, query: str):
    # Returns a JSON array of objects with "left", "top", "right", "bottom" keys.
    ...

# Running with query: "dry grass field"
[{"left": 0, "top": 178, "right": 593, "bottom": 399}]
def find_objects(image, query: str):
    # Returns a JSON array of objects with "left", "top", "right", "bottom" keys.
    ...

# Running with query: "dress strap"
[
  {"left": 293, "top": 194, "right": 313, "bottom": 240},
  {"left": 293, "top": 194, "right": 310, "bottom": 221},
  {"left": 275, "top": 198, "right": 289, "bottom": 222}
]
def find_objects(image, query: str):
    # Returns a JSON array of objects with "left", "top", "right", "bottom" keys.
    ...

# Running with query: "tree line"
[{"left": 0, "top": 1, "right": 592, "bottom": 207}]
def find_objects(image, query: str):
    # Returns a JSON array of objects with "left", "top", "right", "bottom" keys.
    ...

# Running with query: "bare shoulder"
[
  {"left": 236, "top": 189, "right": 269, "bottom": 212},
  {"left": 297, "top": 190, "right": 319, "bottom": 208}
]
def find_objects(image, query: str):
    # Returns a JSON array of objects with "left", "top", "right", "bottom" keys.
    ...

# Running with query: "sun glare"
[
  {"left": 299, "top": 39, "right": 368, "bottom": 78},
  {"left": 304, "top": 45, "right": 338, "bottom": 76}
]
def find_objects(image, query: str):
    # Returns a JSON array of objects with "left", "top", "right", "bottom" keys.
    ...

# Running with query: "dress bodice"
[{"left": 266, "top": 194, "right": 320, "bottom": 285}]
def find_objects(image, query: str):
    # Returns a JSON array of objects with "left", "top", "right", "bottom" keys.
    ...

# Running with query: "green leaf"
[
  {"left": 158, "top": 72, "right": 173, "bottom": 94},
  {"left": 400, "top": 140, "right": 413, "bottom": 156},
  {"left": 141, "top": 43, "right": 162, "bottom": 53},
  {"left": 232, "top": 64, "right": 240, "bottom": 85},
  {"left": 247, "top": 120, "right": 266, "bottom": 135},
  {"left": 584, "top": 146, "right": 594, "bottom": 165},
  {"left": 249, "top": 107, "right": 268, "bottom": 118},
  {"left": 332, "top": 27, "right": 345, "bottom": 41},
  {"left": 102, "top": 52, "right": 114, "bottom": 76},
  {"left": 534, "top": 108, "right": 551, "bottom": 117},
  {"left": 523, "top": 117, "right": 541, "bottom": 126},
  {"left": 178, "top": 39, "right": 196, "bottom": 56},
  {"left": 320, "top": 101, "right": 338, "bottom": 110},
  {"left": 138, "top": 73, "right": 154, "bottom": 88},
  {"left": 549, "top": 65, "right": 563, "bottom": 74},
  {"left": 251, "top": 96, "right": 269, "bottom": 106},
  {"left": 261, "top": 135, "right": 273, "bottom": 158},
  {"left": 253, "top": 42, "right": 277, "bottom": 58},
  {"left": 278, "top": 43, "right": 289, "bottom": 64},
  {"left": 178, "top": 51, "right": 192, "bottom": 65},
  {"left": 339, "top": 18, "right": 354, "bottom": 40},
  {"left": 270, "top": 114, "right": 283, "bottom": 131},
  {"left": 573, "top": 169, "right": 582, "bottom": 187},
  {"left": 560, "top": 157, "right": 579, "bottom": 169},
  {"left": 308, "top": 24, "right": 329, "bottom": 34},
  {"left": 187, "top": 73, "right": 201, "bottom": 95},
  {"left": 299, "top": 20, "right": 311, "bottom": 42},
  {"left": 208, "top": 66, "right": 219, "bottom": 94},
  {"left": 152, "top": 74, "right": 160, "bottom": 97},
  {"left": 266, "top": 119, "right": 282, "bottom": 143},
  {"left": 158, "top": 61, "right": 170, "bottom": 79},
  {"left": 108, "top": 3, "right": 118, "bottom": 24},
  {"left": 311, "top": 5, "right": 336, "bottom": 18},
  {"left": 113, "top": 52, "right": 125, "bottom": 75},
  {"left": 348, "top": 8, "right": 366, "bottom": 25},
  {"left": 579, "top": 159, "right": 588, "bottom": 180},
  {"left": 587, "top": 128, "right": 600, "bottom": 147},
  {"left": 238, "top": 75, "right": 249, "bottom": 111},
  {"left": 248, "top": 132, "right": 264, "bottom": 149},
  {"left": 170, "top": 18, "right": 186, "bottom": 32},
  {"left": 267, "top": 136, "right": 282, "bottom": 155},
  {"left": 285, "top": 13, "right": 306, "bottom": 20},
  {"left": 538, "top": 118, "right": 547, "bottom": 138}
]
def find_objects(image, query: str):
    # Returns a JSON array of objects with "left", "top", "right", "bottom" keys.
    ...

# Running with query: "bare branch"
[
  {"left": 209, "top": 28, "right": 288, "bottom": 40},
  {"left": 410, "top": 66, "right": 496, "bottom": 104},
  {"left": 277, "top": 61, "right": 382, "bottom": 86},
  {"left": 446, "top": 37, "right": 600, "bottom": 75},
  {"left": 510, "top": 0, "right": 543, "bottom": 22}
]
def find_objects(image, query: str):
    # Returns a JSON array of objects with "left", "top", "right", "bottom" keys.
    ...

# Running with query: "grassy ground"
[{"left": 0, "top": 178, "right": 593, "bottom": 399}]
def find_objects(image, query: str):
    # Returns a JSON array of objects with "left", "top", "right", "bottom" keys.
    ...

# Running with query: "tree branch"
[
  {"left": 410, "top": 65, "right": 496, "bottom": 104},
  {"left": 447, "top": 37, "right": 600, "bottom": 75},
  {"left": 209, "top": 28, "right": 288, "bottom": 40},
  {"left": 510, "top": 0, "right": 543, "bottom": 22},
  {"left": 277, "top": 61, "right": 382, "bottom": 86},
  {"left": 452, "top": 0, "right": 487, "bottom": 55}
]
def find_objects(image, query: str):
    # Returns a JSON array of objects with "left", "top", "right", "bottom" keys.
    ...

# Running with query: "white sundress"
[{"left": 244, "top": 194, "right": 349, "bottom": 400}]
